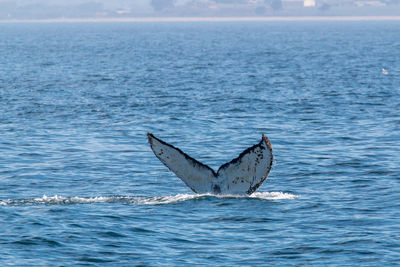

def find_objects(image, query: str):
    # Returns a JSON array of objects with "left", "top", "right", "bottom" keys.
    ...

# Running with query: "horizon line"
[{"left": 1, "top": 16, "right": 400, "bottom": 23}]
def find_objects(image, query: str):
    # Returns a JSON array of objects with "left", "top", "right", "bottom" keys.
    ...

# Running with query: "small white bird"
[{"left": 382, "top": 68, "right": 389, "bottom": 75}]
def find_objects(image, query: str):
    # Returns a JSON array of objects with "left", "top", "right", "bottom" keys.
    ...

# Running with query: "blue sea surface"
[{"left": 0, "top": 21, "right": 399, "bottom": 265}]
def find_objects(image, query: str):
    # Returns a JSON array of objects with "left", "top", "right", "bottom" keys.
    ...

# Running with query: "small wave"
[{"left": 0, "top": 192, "right": 298, "bottom": 206}]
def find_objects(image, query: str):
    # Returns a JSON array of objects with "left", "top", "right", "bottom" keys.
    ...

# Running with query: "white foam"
[
  {"left": 129, "top": 192, "right": 299, "bottom": 204},
  {"left": 0, "top": 192, "right": 298, "bottom": 206},
  {"left": 136, "top": 194, "right": 202, "bottom": 205},
  {"left": 250, "top": 191, "right": 299, "bottom": 200},
  {"left": 35, "top": 195, "right": 115, "bottom": 204},
  {"left": 0, "top": 195, "right": 127, "bottom": 206}
]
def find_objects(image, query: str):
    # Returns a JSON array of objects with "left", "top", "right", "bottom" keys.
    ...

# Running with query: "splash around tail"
[{"left": 0, "top": 192, "right": 297, "bottom": 206}]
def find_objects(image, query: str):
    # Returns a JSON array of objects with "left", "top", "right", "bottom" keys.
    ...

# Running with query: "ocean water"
[{"left": 0, "top": 21, "right": 399, "bottom": 265}]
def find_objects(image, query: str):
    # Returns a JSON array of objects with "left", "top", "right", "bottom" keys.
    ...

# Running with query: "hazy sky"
[{"left": 1, "top": 0, "right": 400, "bottom": 20}]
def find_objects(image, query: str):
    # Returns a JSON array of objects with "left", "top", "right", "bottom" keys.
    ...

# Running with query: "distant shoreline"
[{"left": 1, "top": 16, "right": 400, "bottom": 23}]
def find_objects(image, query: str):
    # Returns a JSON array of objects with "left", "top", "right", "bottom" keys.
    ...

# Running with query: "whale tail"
[{"left": 147, "top": 133, "right": 273, "bottom": 195}]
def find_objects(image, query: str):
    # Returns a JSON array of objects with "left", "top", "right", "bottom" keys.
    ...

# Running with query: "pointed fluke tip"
[
  {"left": 147, "top": 132, "right": 154, "bottom": 145},
  {"left": 262, "top": 134, "right": 273, "bottom": 150}
]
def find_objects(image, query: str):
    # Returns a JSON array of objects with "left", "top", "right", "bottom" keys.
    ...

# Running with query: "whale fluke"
[{"left": 147, "top": 133, "right": 273, "bottom": 195}]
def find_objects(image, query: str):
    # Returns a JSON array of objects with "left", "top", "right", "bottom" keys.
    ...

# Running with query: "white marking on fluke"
[{"left": 147, "top": 133, "right": 273, "bottom": 195}]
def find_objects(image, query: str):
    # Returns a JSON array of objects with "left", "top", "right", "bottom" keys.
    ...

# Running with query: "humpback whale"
[{"left": 147, "top": 133, "right": 273, "bottom": 195}]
